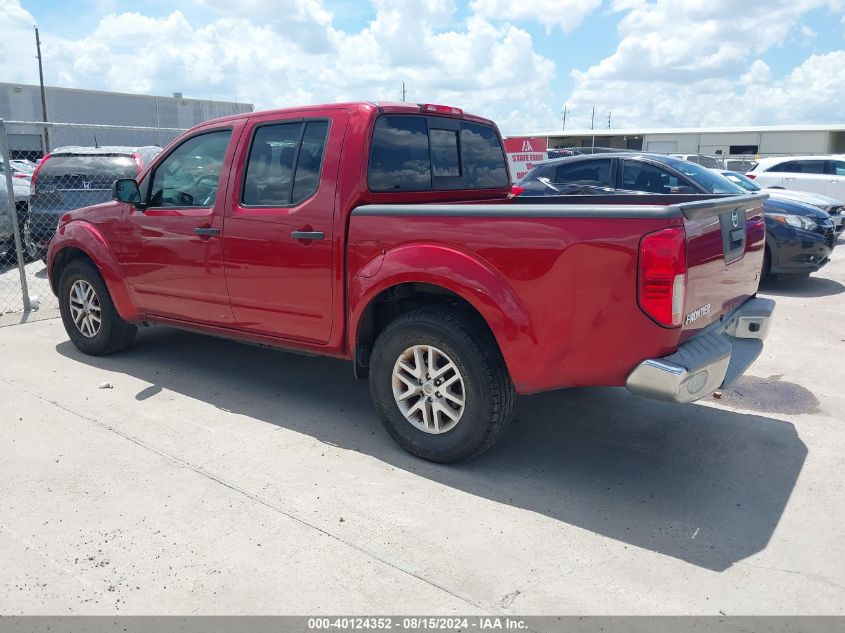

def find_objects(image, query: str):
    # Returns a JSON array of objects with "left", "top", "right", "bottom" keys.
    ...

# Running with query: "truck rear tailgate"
[{"left": 678, "top": 195, "right": 767, "bottom": 339}]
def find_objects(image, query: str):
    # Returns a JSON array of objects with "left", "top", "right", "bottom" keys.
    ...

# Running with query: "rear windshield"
[
  {"left": 368, "top": 115, "right": 508, "bottom": 191},
  {"left": 41, "top": 155, "right": 139, "bottom": 179}
]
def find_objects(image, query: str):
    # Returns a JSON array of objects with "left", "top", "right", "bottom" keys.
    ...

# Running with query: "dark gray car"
[{"left": 27, "top": 146, "right": 161, "bottom": 259}]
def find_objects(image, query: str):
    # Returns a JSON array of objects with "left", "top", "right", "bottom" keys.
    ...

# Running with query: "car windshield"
[
  {"left": 662, "top": 157, "right": 745, "bottom": 194},
  {"left": 721, "top": 172, "right": 761, "bottom": 192}
]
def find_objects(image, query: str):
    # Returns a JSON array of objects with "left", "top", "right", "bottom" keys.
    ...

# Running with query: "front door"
[
  {"left": 223, "top": 112, "right": 346, "bottom": 343},
  {"left": 120, "top": 126, "right": 242, "bottom": 325}
]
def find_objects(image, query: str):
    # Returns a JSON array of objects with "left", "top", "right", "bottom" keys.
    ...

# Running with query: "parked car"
[
  {"left": 28, "top": 145, "right": 161, "bottom": 259},
  {"left": 518, "top": 155, "right": 835, "bottom": 278},
  {"left": 759, "top": 197, "right": 836, "bottom": 278},
  {"left": 47, "top": 102, "right": 772, "bottom": 463},
  {"left": 746, "top": 155, "right": 845, "bottom": 201},
  {"left": 516, "top": 153, "right": 744, "bottom": 196},
  {"left": 670, "top": 154, "right": 723, "bottom": 169},
  {"left": 0, "top": 159, "right": 36, "bottom": 186},
  {"left": 0, "top": 177, "right": 33, "bottom": 263},
  {"left": 724, "top": 157, "right": 757, "bottom": 173},
  {"left": 714, "top": 169, "right": 844, "bottom": 235}
]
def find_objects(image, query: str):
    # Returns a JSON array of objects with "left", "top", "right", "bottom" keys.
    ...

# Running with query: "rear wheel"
[
  {"left": 59, "top": 259, "right": 137, "bottom": 355},
  {"left": 369, "top": 307, "right": 516, "bottom": 463}
]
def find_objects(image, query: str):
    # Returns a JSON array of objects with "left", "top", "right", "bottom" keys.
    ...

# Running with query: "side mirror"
[{"left": 113, "top": 178, "right": 141, "bottom": 205}]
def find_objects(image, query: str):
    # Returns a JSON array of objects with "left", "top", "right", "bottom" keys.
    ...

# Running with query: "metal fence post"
[{"left": 0, "top": 119, "right": 33, "bottom": 312}]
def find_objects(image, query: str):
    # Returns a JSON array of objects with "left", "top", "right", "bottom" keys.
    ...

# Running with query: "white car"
[
  {"left": 746, "top": 155, "right": 845, "bottom": 201},
  {"left": 713, "top": 169, "right": 844, "bottom": 234}
]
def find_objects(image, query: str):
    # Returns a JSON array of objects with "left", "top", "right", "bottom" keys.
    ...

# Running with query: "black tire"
[
  {"left": 369, "top": 306, "right": 516, "bottom": 463},
  {"left": 762, "top": 246, "right": 771, "bottom": 279},
  {"left": 20, "top": 215, "right": 41, "bottom": 263},
  {"left": 59, "top": 259, "right": 137, "bottom": 355}
]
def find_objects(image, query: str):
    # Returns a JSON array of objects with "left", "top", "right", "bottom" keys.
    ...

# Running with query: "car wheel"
[
  {"left": 369, "top": 306, "right": 516, "bottom": 463},
  {"left": 20, "top": 215, "right": 41, "bottom": 263},
  {"left": 59, "top": 259, "right": 137, "bottom": 355}
]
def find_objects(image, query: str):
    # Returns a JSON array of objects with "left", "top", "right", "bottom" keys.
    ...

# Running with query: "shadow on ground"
[
  {"left": 759, "top": 274, "right": 844, "bottom": 298},
  {"left": 57, "top": 327, "right": 807, "bottom": 572}
]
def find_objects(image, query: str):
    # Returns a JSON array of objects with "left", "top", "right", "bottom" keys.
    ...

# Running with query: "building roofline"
[
  {"left": 506, "top": 123, "right": 845, "bottom": 138},
  {"left": 0, "top": 81, "right": 253, "bottom": 108}
]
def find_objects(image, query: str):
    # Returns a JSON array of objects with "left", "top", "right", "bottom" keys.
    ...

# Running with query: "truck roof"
[{"left": 194, "top": 101, "right": 496, "bottom": 128}]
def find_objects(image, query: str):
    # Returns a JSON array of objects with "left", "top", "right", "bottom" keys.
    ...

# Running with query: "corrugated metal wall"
[{"left": 0, "top": 83, "right": 253, "bottom": 155}]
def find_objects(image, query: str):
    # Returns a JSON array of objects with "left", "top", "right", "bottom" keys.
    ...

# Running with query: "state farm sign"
[{"left": 503, "top": 137, "right": 548, "bottom": 181}]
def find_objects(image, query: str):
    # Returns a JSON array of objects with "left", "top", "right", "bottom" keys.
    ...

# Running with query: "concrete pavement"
[{"left": 1, "top": 252, "right": 844, "bottom": 614}]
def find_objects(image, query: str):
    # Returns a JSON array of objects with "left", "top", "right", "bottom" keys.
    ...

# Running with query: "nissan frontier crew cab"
[{"left": 47, "top": 102, "right": 774, "bottom": 463}]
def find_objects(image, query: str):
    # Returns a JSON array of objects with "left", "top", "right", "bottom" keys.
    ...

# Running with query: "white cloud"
[
  {"left": 469, "top": 0, "right": 601, "bottom": 33},
  {"left": 0, "top": 0, "right": 557, "bottom": 131},
  {"left": 565, "top": 0, "right": 845, "bottom": 128}
]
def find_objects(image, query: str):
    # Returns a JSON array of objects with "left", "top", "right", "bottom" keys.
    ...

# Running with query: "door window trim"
[{"left": 238, "top": 117, "right": 331, "bottom": 209}]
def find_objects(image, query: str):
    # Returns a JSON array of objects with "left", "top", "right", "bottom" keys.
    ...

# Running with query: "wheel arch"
[
  {"left": 348, "top": 244, "right": 535, "bottom": 385},
  {"left": 49, "top": 222, "right": 141, "bottom": 322}
]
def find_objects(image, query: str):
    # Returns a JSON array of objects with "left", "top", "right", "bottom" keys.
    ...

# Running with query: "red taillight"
[
  {"left": 510, "top": 185, "right": 525, "bottom": 197},
  {"left": 132, "top": 152, "right": 143, "bottom": 173},
  {"left": 745, "top": 173, "right": 756, "bottom": 180},
  {"left": 638, "top": 227, "right": 687, "bottom": 328},
  {"left": 420, "top": 103, "right": 463, "bottom": 116},
  {"left": 29, "top": 153, "right": 51, "bottom": 196},
  {"left": 13, "top": 173, "right": 27, "bottom": 179}
]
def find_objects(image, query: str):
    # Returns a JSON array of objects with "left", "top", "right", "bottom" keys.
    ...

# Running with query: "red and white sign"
[{"left": 503, "top": 137, "right": 548, "bottom": 181}]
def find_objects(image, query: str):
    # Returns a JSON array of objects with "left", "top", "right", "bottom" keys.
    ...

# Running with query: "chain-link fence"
[{"left": 0, "top": 119, "right": 186, "bottom": 324}]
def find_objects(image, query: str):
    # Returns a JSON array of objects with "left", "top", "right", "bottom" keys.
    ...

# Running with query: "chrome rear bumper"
[{"left": 625, "top": 297, "right": 775, "bottom": 403}]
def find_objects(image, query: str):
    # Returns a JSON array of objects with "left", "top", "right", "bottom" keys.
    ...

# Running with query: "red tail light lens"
[
  {"left": 131, "top": 152, "right": 143, "bottom": 173},
  {"left": 510, "top": 185, "right": 525, "bottom": 197},
  {"left": 29, "top": 153, "right": 51, "bottom": 196},
  {"left": 638, "top": 227, "right": 687, "bottom": 327},
  {"left": 745, "top": 173, "right": 756, "bottom": 180}
]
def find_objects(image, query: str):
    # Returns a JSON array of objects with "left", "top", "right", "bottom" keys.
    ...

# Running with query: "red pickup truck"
[{"left": 47, "top": 102, "right": 774, "bottom": 462}]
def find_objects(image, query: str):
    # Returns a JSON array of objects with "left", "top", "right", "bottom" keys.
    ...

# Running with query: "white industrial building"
[
  {"left": 0, "top": 82, "right": 253, "bottom": 159},
  {"left": 514, "top": 124, "right": 845, "bottom": 157}
]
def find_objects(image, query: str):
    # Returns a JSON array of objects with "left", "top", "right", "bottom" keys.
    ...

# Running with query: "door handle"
[
  {"left": 291, "top": 230, "right": 325, "bottom": 241},
  {"left": 193, "top": 227, "right": 221, "bottom": 236}
]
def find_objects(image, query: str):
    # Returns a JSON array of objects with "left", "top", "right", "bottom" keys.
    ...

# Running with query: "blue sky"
[{"left": 2, "top": 0, "right": 845, "bottom": 133}]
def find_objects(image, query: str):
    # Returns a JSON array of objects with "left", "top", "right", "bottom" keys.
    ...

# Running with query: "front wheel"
[
  {"left": 59, "top": 259, "right": 137, "bottom": 355},
  {"left": 369, "top": 307, "right": 516, "bottom": 463}
]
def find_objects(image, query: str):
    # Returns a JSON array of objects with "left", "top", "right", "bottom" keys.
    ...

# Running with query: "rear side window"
[
  {"left": 554, "top": 159, "right": 613, "bottom": 188},
  {"left": 243, "top": 120, "right": 330, "bottom": 206},
  {"left": 770, "top": 160, "right": 826, "bottom": 174},
  {"left": 368, "top": 115, "right": 508, "bottom": 191}
]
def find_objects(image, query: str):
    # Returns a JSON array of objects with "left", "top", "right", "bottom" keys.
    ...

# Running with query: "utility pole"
[
  {"left": 401, "top": 82, "right": 406, "bottom": 102},
  {"left": 561, "top": 106, "right": 567, "bottom": 131},
  {"left": 591, "top": 106, "right": 596, "bottom": 149},
  {"left": 34, "top": 26, "right": 50, "bottom": 153},
  {"left": 607, "top": 111, "right": 612, "bottom": 129}
]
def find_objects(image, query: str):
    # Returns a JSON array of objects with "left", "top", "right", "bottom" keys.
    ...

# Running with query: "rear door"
[
  {"left": 826, "top": 159, "right": 845, "bottom": 201},
  {"left": 222, "top": 111, "right": 347, "bottom": 343},
  {"left": 778, "top": 159, "right": 829, "bottom": 195}
]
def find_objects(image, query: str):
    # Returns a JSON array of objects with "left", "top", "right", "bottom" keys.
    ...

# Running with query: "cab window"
[
  {"left": 242, "top": 120, "right": 330, "bottom": 206},
  {"left": 148, "top": 130, "right": 231, "bottom": 208}
]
